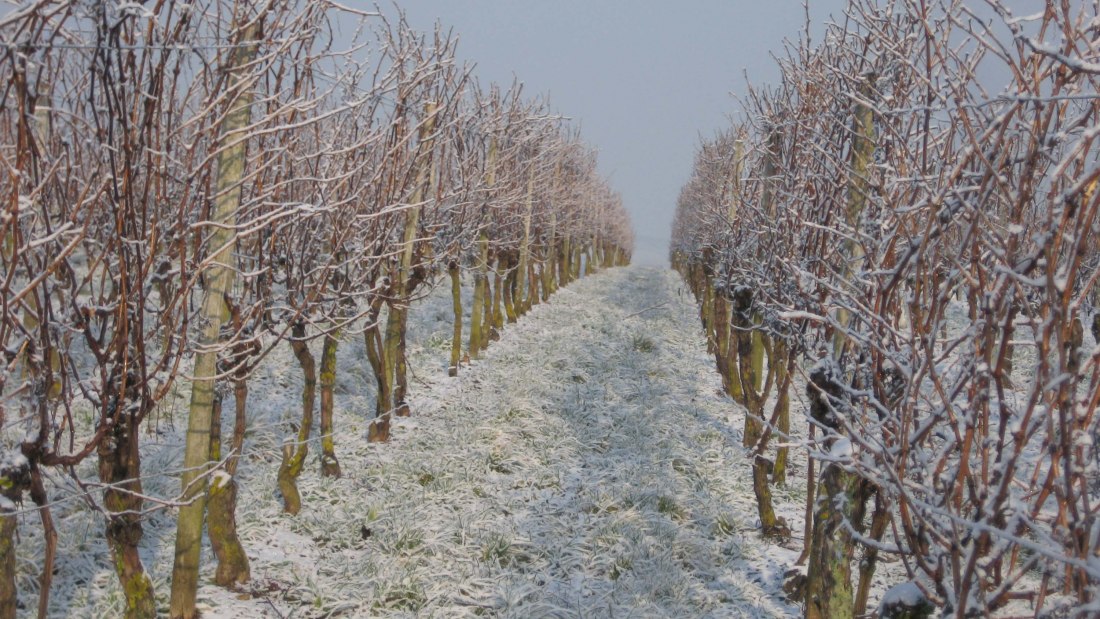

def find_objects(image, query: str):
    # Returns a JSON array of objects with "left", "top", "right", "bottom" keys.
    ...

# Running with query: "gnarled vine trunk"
[
  {"left": 319, "top": 333, "right": 341, "bottom": 477},
  {"left": 0, "top": 456, "right": 29, "bottom": 619},
  {"left": 277, "top": 322, "right": 316, "bottom": 515},
  {"left": 98, "top": 407, "right": 155, "bottom": 619},
  {"left": 366, "top": 295, "right": 392, "bottom": 443},
  {"left": 207, "top": 389, "right": 249, "bottom": 588}
]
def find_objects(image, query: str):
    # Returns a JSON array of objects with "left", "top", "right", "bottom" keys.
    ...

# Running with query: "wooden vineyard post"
[
  {"left": 448, "top": 260, "right": 462, "bottom": 375},
  {"left": 517, "top": 165, "right": 534, "bottom": 315},
  {"left": 469, "top": 137, "right": 496, "bottom": 359},
  {"left": 384, "top": 101, "right": 438, "bottom": 417},
  {"left": 170, "top": 21, "right": 260, "bottom": 619}
]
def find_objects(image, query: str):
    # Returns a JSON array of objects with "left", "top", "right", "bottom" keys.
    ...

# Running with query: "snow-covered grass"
[{"left": 14, "top": 266, "right": 819, "bottom": 617}]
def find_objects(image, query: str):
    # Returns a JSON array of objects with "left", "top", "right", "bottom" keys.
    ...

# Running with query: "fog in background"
[{"left": 374, "top": 0, "right": 850, "bottom": 266}]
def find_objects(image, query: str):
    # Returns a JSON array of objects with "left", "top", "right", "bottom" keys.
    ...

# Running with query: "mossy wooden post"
[
  {"left": 714, "top": 286, "right": 732, "bottom": 389},
  {"left": 750, "top": 320, "right": 765, "bottom": 392},
  {"left": 701, "top": 258, "right": 715, "bottom": 354},
  {"left": 502, "top": 252, "right": 518, "bottom": 324},
  {"left": 733, "top": 286, "right": 761, "bottom": 445},
  {"left": 725, "top": 319, "right": 744, "bottom": 403},
  {"left": 319, "top": 332, "right": 341, "bottom": 477},
  {"left": 752, "top": 128, "right": 779, "bottom": 396},
  {"left": 831, "top": 76, "right": 875, "bottom": 361},
  {"left": 544, "top": 236, "right": 556, "bottom": 297},
  {"left": 723, "top": 140, "right": 744, "bottom": 402},
  {"left": 170, "top": 21, "right": 259, "bottom": 619},
  {"left": 469, "top": 245, "right": 486, "bottom": 360},
  {"left": 506, "top": 254, "right": 518, "bottom": 320},
  {"left": 543, "top": 201, "right": 557, "bottom": 298},
  {"left": 469, "top": 138, "right": 496, "bottom": 358},
  {"left": 489, "top": 262, "right": 503, "bottom": 339},
  {"left": 572, "top": 243, "right": 583, "bottom": 280},
  {"left": 773, "top": 339, "right": 791, "bottom": 485},
  {"left": 805, "top": 73, "right": 876, "bottom": 619},
  {"left": 565, "top": 238, "right": 574, "bottom": 284},
  {"left": 473, "top": 235, "right": 490, "bottom": 356},
  {"left": 587, "top": 233, "right": 598, "bottom": 275},
  {"left": 485, "top": 270, "right": 498, "bottom": 342},
  {"left": 206, "top": 391, "right": 249, "bottom": 587},
  {"left": 558, "top": 234, "right": 570, "bottom": 287},
  {"left": 277, "top": 322, "right": 316, "bottom": 515},
  {"left": 569, "top": 237, "right": 577, "bottom": 284},
  {"left": 448, "top": 260, "right": 463, "bottom": 375},
  {"left": 572, "top": 237, "right": 580, "bottom": 284},
  {"left": 706, "top": 285, "right": 717, "bottom": 354},
  {"left": 540, "top": 249, "right": 553, "bottom": 302},
  {"left": 385, "top": 102, "right": 438, "bottom": 417},
  {"left": 517, "top": 166, "right": 534, "bottom": 315},
  {"left": 527, "top": 259, "right": 540, "bottom": 309},
  {"left": 383, "top": 300, "right": 408, "bottom": 420}
]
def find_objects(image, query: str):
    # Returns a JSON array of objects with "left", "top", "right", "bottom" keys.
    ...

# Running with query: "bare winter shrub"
[
  {"left": 673, "top": 1, "right": 1100, "bottom": 616},
  {"left": 0, "top": 2, "right": 632, "bottom": 617}
]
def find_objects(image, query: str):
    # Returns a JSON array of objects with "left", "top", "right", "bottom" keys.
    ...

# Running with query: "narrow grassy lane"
[{"left": 203, "top": 266, "right": 799, "bottom": 618}]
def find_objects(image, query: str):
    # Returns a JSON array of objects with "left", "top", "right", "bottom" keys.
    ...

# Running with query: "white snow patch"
[
  {"left": 879, "top": 581, "right": 929, "bottom": 613},
  {"left": 830, "top": 437, "right": 854, "bottom": 460},
  {"left": 210, "top": 470, "right": 232, "bottom": 489}
]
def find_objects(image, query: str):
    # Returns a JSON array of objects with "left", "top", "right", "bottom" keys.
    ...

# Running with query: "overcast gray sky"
[{"left": 383, "top": 1, "right": 850, "bottom": 266}]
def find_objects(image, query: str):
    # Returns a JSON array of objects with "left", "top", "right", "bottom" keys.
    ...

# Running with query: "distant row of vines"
[
  {"left": 0, "top": 2, "right": 632, "bottom": 618},
  {"left": 672, "top": 1, "right": 1099, "bottom": 617}
]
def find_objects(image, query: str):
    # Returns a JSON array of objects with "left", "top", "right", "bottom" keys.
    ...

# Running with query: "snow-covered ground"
[{"left": 17, "top": 266, "right": 816, "bottom": 617}]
